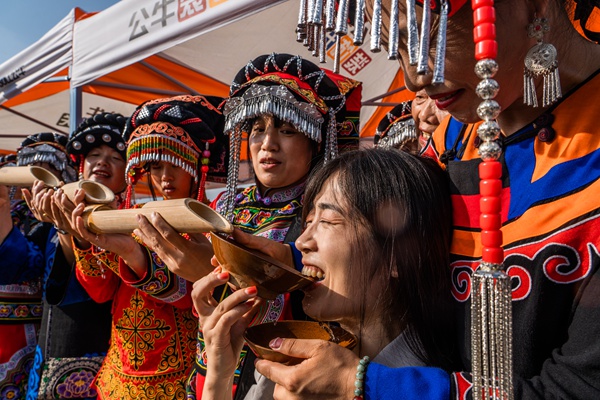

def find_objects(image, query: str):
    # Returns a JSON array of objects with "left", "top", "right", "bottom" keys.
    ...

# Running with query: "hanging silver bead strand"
[
  {"left": 311, "top": 0, "right": 324, "bottom": 61},
  {"left": 297, "top": 0, "right": 308, "bottom": 42},
  {"left": 325, "top": 0, "right": 336, "bottom": 31},
  {"left": 432, "top": 0, "right": 448, "bottom": 84},
  {"left": 417, "top": 0, "right": 432, "bottom": 74},
  {"left": 406, "top": 0, "right": 419, "bottom": 65},
  {"left": 319, "top": 24, "right": 327, "bottom": 63},
  {"left": 335, "top": 0, "right": 349, "bottom": 37},
  {"left": 388, "top": 0, "right": 400, "bottom": 60},
  {"left": 354, "top": 0, "right": 366, "bottom": 46},
  {"left": 370, "top": 0, "right": 383, "bottom": 52},
  {"left": 334, "top": 35, "right": 342, "bottom": 73},
  {"left": 472, "top": 56, "right": 514, "bottom": 400},
  {"left": 306, "top": 0, "right": 316, "bottom": 51},
  {"left": 334, "top": 0, "right": 350, "bottom": 73},
  {"left": 310, "top": 0, "right": 323, "bottom": 26}
]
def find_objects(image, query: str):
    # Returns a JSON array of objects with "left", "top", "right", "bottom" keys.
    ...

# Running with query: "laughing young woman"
[{"left": 193, "top": 148, "right": 459, "bottom": 400}]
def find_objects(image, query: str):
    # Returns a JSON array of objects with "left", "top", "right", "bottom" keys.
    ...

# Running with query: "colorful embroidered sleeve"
[
  {"left": 73, "top": 243, "right": 120, "bottom": 303},
  {"left": 119, "top": 242, "right": 192, "bottom": 308},
  {"left": 0, "top": 226, "right": 45, "bottom": 285}
]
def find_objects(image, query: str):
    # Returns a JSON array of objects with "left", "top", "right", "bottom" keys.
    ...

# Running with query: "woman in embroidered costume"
[
  {"left": 194, "top": 147, "right": 459, "bottom": 400},
  {"left": 0, "top": 133, "right": 76, "bottom": 399},
  {"left": 57, "top": 95, "right": 224, "bottom": 400},
  {"left": 131, "top": 53, "right": 361, "bottom": 399},
  {"left": 227, "top": 0, "right": 600, "bottom": 399},
  {"left": 13, "top": 114, "right": 128, "bottom": 400}
]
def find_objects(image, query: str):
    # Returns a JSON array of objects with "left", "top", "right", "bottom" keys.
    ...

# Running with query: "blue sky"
[{"left": 1, "top": 0, "right": 120, "bottom": 64}]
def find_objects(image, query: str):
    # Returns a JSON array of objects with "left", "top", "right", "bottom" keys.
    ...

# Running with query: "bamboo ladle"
[
  {"left": 0, "top": 165, "right": 115, "bottom": 205},
  {"left": 83, "top": 198, "right": 233, "bottom": 235}
]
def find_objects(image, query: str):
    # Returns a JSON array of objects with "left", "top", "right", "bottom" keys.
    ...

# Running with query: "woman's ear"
[{"left": 391, "top": 264, "right": 399, "bottom": 278}]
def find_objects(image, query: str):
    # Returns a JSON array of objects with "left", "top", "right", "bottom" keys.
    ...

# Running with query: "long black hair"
[{"left": 302, "top": 148, "right": 458, "bottom": 371}]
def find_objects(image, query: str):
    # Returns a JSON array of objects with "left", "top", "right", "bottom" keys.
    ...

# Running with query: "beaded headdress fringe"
[
  {"left": 17, "top": 143, "right": 76, "bottom": 183},
  {"left": 223, "top": 85, "right": 324, "bottom": 143},
  {"left": 126, "top": 134, "right": 200, "bottom": 183},
  {"left": 376, "top": 118, "right": 417, "bottom": 148}
]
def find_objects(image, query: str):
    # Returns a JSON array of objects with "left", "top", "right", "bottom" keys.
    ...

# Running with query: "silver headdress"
[
  {"left": 17, "top": 133, "right": 77, "bottom": 183},
  {"left": 220, "top": 53, "right": 358, "bottom": 219}
]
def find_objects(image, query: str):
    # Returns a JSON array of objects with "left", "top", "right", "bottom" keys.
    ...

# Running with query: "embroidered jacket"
[
  {"left": 189, "top": 182, "right": 305, "bottom": 399},
  {"left": 0, "top": 201, "right": 45, "bottom": 399},
  {"left": 74, "top": 230, "right": 196, "bottom": 399}
]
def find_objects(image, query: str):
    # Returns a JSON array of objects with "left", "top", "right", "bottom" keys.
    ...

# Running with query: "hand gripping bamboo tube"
[
  {"left": 0, "top": 166, "right": 61, "bottom": 188},
  {"left": 85, "top": 198, "right": 234, "bottom": 234},
  {"left": 61, "top": 180, "right": 115, "bottom": 205}
]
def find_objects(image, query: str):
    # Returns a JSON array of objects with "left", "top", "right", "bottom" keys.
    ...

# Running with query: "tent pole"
[{"left": 69, "top": 85, "right": 82, "bottom": 135}]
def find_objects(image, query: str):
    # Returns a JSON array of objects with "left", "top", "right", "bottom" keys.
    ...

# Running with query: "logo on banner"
[
  {"left": 128, "top": 0, "right": 229, "bottom": 40},
  {"left": 322, "top": 30, "right": 372, "bottom": 76},
  {"left": 0, "top": 66, "right": 26, "bottom": 88}
]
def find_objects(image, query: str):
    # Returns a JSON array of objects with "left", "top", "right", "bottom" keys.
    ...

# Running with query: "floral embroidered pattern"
[
  {"left": 116, "top": 291, "right": 170, "bottom": 370},
  {"left": 0, "top": 302, "right": 43, "bottom": 321},
  {"left": 73, "top": 245, "right": 119, "bottom": 278}
]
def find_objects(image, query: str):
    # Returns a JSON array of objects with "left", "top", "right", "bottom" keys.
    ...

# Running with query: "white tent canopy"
[
  {"left": 0, "top": 0, "right": 409, "bottom": 152},
  {"left": 72, "top": 0, "right": 400, "bottom": 127}
]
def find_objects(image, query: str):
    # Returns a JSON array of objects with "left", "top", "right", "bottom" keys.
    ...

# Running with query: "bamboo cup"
[
  {"left": 0, "top": 166, "right": 61, "bottom": 188},
  {"left": 84, "top": 198, "right": 234, "bottom": 234},
  {"left": 61, "top": 180, "right": 115, "bottom": 205}
]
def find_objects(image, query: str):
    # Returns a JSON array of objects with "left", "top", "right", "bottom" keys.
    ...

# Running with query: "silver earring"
[{"left": 524, "top": 16, "right": 562, "bottom": 107}]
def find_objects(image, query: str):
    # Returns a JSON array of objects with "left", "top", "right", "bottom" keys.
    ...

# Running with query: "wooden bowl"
[
  {"left": 211, "top": 233, "right": 315, "bottom": 300},
  {"left": 244, "top": 321, "right": 358, "bottom": 365}
]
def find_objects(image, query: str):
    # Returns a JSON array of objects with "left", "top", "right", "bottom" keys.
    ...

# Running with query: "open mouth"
[
  {"left": 92, "top": 170, "right": 110, "bottom": 178},
  {"left": 301, "top": 265, "right": 325, "bottom": 281}
]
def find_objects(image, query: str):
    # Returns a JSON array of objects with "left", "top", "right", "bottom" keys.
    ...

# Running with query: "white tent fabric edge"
[
  {"left": 71, "top": 0, "right": 287, "bottom": 88},
  {"left": 0, "top": 8, "right": 75, "bottom": 104}
]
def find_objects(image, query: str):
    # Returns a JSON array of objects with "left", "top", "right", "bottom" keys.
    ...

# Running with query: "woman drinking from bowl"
[
  {"left": 193, "top": 148, "right": 458, "bottom": 399},
  {"left": 131, "top": 53, "right": 362, "bottom": 399},
  {"left": 236, "top": 0, "right": 600, "bottom": 398}
]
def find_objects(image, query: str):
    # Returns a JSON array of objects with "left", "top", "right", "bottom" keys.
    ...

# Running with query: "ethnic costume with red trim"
[
  {"left": 190, "top": 182, "right": 305, "bottom": 397},
  {"left": 0, "top": 201, "right": 44, "bottom": 400},
  {"left": 364, "top": 69, "right": 600, "bottom": 400},
  {"left": 73, "top": 95, "right": 226, "bottom": 399},
  {"left": 190, "top": 53, "right": 361, "bottom": 400},
  {"left": 0, "top": 133, "right": 78, "bottom": 399},
  {"left": 73, "top": 236, "right": 196, "bottom": 400},
  {"left": 19, "top": 116, "right": 128, "bottom": 400}
]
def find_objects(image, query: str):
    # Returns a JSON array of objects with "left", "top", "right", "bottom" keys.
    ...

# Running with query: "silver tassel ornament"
[
  {"left": 406, "top": 0, "right": 419, "bottom": 65},
  {"left": 370, "top": 0, "right": 382, "bottom": 52},
  {"left": 432, "top": 0, "right": 448, "bottom": 84},
  {"left": 471, "top": 52, "right": 514, "bottom": 400},
  {"left": 417, "top": 0, "right": 432, "bottom": 74},
  {"left": 523, "top": 17, "right": 562, "bottom": 107},
  {"left": 353, "top": 0, "right": 366, "bottom": 46},
  {"left": 388, "top": 0, "right": 400, "bottom": 60},
  {"left": 471, "top": 265, "right": 514, "bottom": 400}
]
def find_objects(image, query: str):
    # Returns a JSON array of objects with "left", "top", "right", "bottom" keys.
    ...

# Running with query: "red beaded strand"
[
  {"left": 471, "top": 1, "right": 514, "bottom": 399},
  {"left": 472, "top": 0, "right": 503, "bottom": 264}
]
